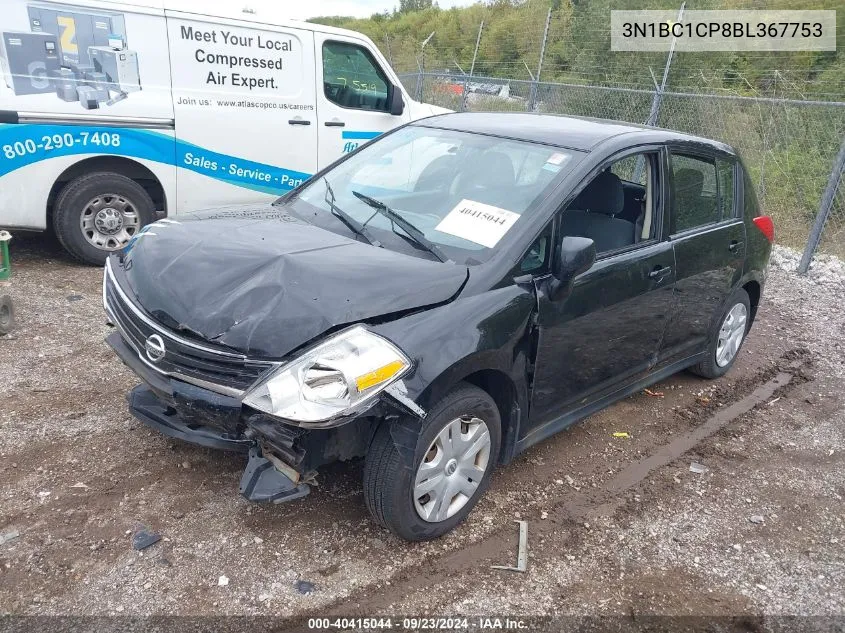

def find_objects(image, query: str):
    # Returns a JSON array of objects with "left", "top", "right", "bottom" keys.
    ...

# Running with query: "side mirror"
[
  {"left": 388, "top": 84, "right": 405, "bottom": 116},
  {"left": 549, "top": 236, "right": 595, "bottom": 301}
]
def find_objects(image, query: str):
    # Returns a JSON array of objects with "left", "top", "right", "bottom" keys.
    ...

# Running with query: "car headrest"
[
  {"left": 462, "top": 151, "right": 515, "bottom": 189},
  {"left": 571, "top": 170, "right": 624, "bottom": 216},
  {"left": 674, "top": 168, "right": 704, "bottom": 199}
]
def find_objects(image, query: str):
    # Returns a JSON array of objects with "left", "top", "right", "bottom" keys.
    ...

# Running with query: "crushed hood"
[{"left": 115, "top": 204, "right": 468, "bottom": 358}]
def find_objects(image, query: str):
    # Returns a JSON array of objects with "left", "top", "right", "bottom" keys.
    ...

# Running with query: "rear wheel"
[
  {"left": 53, "top": 172, "right": 155, "bottom": 266},
  {"left": 690, "top": 288, "right": 751, "bottom": 379},
  {"left": 363, "top": 383, "right": 501, "bottom": 541}
]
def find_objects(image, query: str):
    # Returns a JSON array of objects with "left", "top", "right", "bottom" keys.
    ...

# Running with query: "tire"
[
  {"left": 53, "top": 172, "right": 155, "bottom": 266},
  {"left": 689, "top": 288, "right": 751, "bottom": 379},
  {"left": 363, "top": 383, "right": 501, "bottom": 541},
  {"left": 0, "top": 294, "right": 14, "bottom": 335}
]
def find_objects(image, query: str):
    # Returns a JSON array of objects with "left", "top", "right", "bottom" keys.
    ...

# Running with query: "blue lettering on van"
[
  {"left": 342, "top": 141, "right": 359, "bottom": 154},
  {"left": 0, "top": 124, "right": 311, "bottom": 195}
]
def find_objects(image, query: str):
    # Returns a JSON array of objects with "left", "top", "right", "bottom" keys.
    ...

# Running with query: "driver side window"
[{"left": 560, "top": 151, "right": 659, "bottom": 256}]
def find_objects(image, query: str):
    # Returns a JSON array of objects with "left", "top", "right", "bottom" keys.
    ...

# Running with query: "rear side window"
[
  {"left": 741, "top": 162, "right": 760, "bottom": 219},
  {"left": 670, "top": 153, "right": 719, "bottom": 233},
  {"left": 717, "top": 158, "right": 736, "bottom": 219},
  {"left": 322, "top": 41, "right": 389, "bottom": 111}
]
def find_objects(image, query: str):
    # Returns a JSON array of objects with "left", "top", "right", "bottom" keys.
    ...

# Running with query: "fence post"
[
  {"left": 528, "top": 8, "right": 551, "bottom": 112},
  {"left": 416, "top": 31, "right": 435, "bottom": 102},
  {"left": 632, "top": 2, "right": 685, "bottom": 182},
  {"left": 798, "top": 135, "right": 845, "bottom": 274},
  {"left": 461, "top": 20, "right": 483, "bottom": 113},
  {"left": 415, "top": 58, "right": 423, "bottom": 102},
  {"left": 645, "top": 1, "right": 684, "bottom": 126}
]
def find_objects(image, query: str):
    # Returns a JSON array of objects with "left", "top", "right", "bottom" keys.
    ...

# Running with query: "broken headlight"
[{"left": 243, "top": 326, "right": 411, "bottom": 426}]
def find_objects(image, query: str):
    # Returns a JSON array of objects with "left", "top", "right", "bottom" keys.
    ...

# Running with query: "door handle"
[
  {"left": 729, "top": 240, "right": 744, "bottom": 252},
  {"left": 288, "top": 119, "right": 311, "bottom": 126},
  {"left": 649, "top": 265, "right": 672, "bottom": 279},
  {"left": 324, "top": 121, "right": 345, "bottom": 127}
]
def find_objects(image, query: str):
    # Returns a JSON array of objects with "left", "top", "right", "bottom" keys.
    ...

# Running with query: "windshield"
[{"left": 289, "top": 125, "right": 584, "bottom": 265}]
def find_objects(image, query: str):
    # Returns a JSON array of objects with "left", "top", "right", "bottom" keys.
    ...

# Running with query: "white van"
[{"left": 0, "top": 0, "right": 445, "bottom": 264}]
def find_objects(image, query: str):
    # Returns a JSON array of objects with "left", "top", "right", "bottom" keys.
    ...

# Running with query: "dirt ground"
[{"left": 1, "top": 233, "right": 843, "bottom": 628}]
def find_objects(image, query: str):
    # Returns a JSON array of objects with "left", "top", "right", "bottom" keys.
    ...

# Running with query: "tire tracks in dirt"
[{"left": 291, "top": 355, "right": 809, "bottom": 620}]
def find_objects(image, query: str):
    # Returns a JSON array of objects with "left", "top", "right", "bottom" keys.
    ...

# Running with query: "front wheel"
[
  {"left": 690, "top": 288, "right": 751, "bottom": 379},
  {"left": 363, "top": 383, "right": 501, "bottom": 541},
  {"left": 53, "top": 172, "right": 155, "bottom": 266}
]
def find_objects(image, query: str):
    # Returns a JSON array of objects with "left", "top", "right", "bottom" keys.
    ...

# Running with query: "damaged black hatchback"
[{"left": 104, "top": 113, "right": 773, "bottom": 541}]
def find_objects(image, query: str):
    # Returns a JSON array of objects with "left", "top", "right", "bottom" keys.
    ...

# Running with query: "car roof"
[{"left": 415, "top": 112, "right": 736, "bottom": 155}]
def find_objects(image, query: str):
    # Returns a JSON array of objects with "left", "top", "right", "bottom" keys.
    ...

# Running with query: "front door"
[
  {"left": 530, "top": 242, "right": 676, "bottom": 427},
  {"left": 314, "top": 34, "right": 410, "bottom": 169},
  {"left": 527, "top": 149, "right": 675, "bottom": 431}
]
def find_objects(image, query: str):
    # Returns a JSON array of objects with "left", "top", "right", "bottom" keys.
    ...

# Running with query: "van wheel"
[
  {"left": 53, "top": 172, "right": 155, "bottom": 266},
  {"left": 363, "top": 383, "right": 501, "bottom": 541},
  {"left": 690, "top": 288, "right": 751, "bottom": 379}
]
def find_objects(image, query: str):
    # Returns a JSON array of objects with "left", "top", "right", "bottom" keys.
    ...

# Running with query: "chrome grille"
[{"left": 103, "top": 261, "right": 274, "bottom": 396}]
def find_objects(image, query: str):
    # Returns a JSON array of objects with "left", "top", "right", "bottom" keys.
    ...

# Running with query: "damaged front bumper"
[
  {"left": 129, "top": 385, "right": 310, "bottom": 503},
  {"left": 108, "top": 331, "right": 422, "bottom": 505}
]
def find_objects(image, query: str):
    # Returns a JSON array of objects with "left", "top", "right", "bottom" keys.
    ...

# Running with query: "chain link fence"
[{"left": 399, "top": 71, "right": 845, "bottom": 269}]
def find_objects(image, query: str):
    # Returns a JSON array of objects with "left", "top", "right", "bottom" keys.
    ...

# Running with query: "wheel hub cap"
[
  {"left": 79, "top": 194, "right": 141, "bottom": 251},
  {"left": 94, "top": 207, "right": 123, "bottom": 235},
  {"left": 413, "top": 416, "right": 491, "bottom": 523},
  {"left": 716, "top": 303, "right": 748, "bottom": 367}
]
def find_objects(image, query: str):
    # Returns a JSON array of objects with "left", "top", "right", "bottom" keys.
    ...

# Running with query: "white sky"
[{"left": 242, "top": 0, "right": 478, "bottom": 20}]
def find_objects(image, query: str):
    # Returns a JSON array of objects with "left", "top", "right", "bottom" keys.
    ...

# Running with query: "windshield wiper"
[
  {"left": 351, "top": 191, "right": 450, "bottom": 263},
  {"left": 324, "top": 178, "right": 381, "bottom": 247}
]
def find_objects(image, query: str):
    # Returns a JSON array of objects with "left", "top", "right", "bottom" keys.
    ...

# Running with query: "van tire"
[
  {"left": 53, "top": 172, "right": 155, "bottom": 266},
  {"left": 363, "top": 383, "right": 501, "bottom": 541}
]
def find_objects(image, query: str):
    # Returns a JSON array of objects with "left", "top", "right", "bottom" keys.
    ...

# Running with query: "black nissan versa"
[{"left": 104, "top": 113, "right": 773, "bottom": 541}]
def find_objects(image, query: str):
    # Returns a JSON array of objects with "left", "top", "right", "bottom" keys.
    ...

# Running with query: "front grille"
[{"left": 104, "top": 262, "right": 275, "bottom": 395}]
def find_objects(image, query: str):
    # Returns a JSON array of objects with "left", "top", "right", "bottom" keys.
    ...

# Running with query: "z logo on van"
[{"left": 0, "top": 124, "right": 312, "bottom": 195}]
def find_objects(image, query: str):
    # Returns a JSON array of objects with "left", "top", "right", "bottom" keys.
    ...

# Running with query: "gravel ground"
[{"left": 0, "top": 236, "right": 843, "bottom": 625}]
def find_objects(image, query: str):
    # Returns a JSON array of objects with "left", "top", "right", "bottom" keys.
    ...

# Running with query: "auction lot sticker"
[{"left": 436, "top": 199, "right": 520, "bottom": 248}]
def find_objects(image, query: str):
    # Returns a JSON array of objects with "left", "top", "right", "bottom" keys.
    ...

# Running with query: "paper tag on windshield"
[{"left": 435, "top": 199, "right": 520, "bottom": 248}]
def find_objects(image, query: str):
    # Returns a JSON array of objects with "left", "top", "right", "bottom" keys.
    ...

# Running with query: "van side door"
[
  {"left": 313, "top": 33, "right": 411, "bottom": 169},
  {"left": 165, "top": 13, "right": 318, "bottom": 211}
]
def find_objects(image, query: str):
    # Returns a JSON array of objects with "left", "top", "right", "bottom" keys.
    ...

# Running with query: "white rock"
[{"left": 218, "top": 575, "right": 229, "bottom": 587}]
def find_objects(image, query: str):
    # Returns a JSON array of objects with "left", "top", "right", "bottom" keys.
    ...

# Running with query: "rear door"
[
  {"left": 313, "top": 32, "right": 411, "bottom": 169},
  {"left": 658, "top": 148, "right": 745, "bottom": 365},
  {"left": 165, "top": 12, "right": 317, "bottom": 211}
]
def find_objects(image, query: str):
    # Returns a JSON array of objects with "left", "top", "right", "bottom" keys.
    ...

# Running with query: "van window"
[{"left": 322, "top": 41, "right": 389, "bottom": 111}]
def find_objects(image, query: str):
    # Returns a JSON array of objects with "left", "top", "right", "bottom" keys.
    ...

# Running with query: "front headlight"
[{"left": 243, "top": 326, "right": 411, "bottom": 426}]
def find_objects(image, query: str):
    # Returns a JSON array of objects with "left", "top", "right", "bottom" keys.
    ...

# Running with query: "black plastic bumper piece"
[
  {"left": 128, "top": 385, "right": 253, "bottom": 452},
  {"left": 239, "top": 447, "right": 311, "bottom": 504}
]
